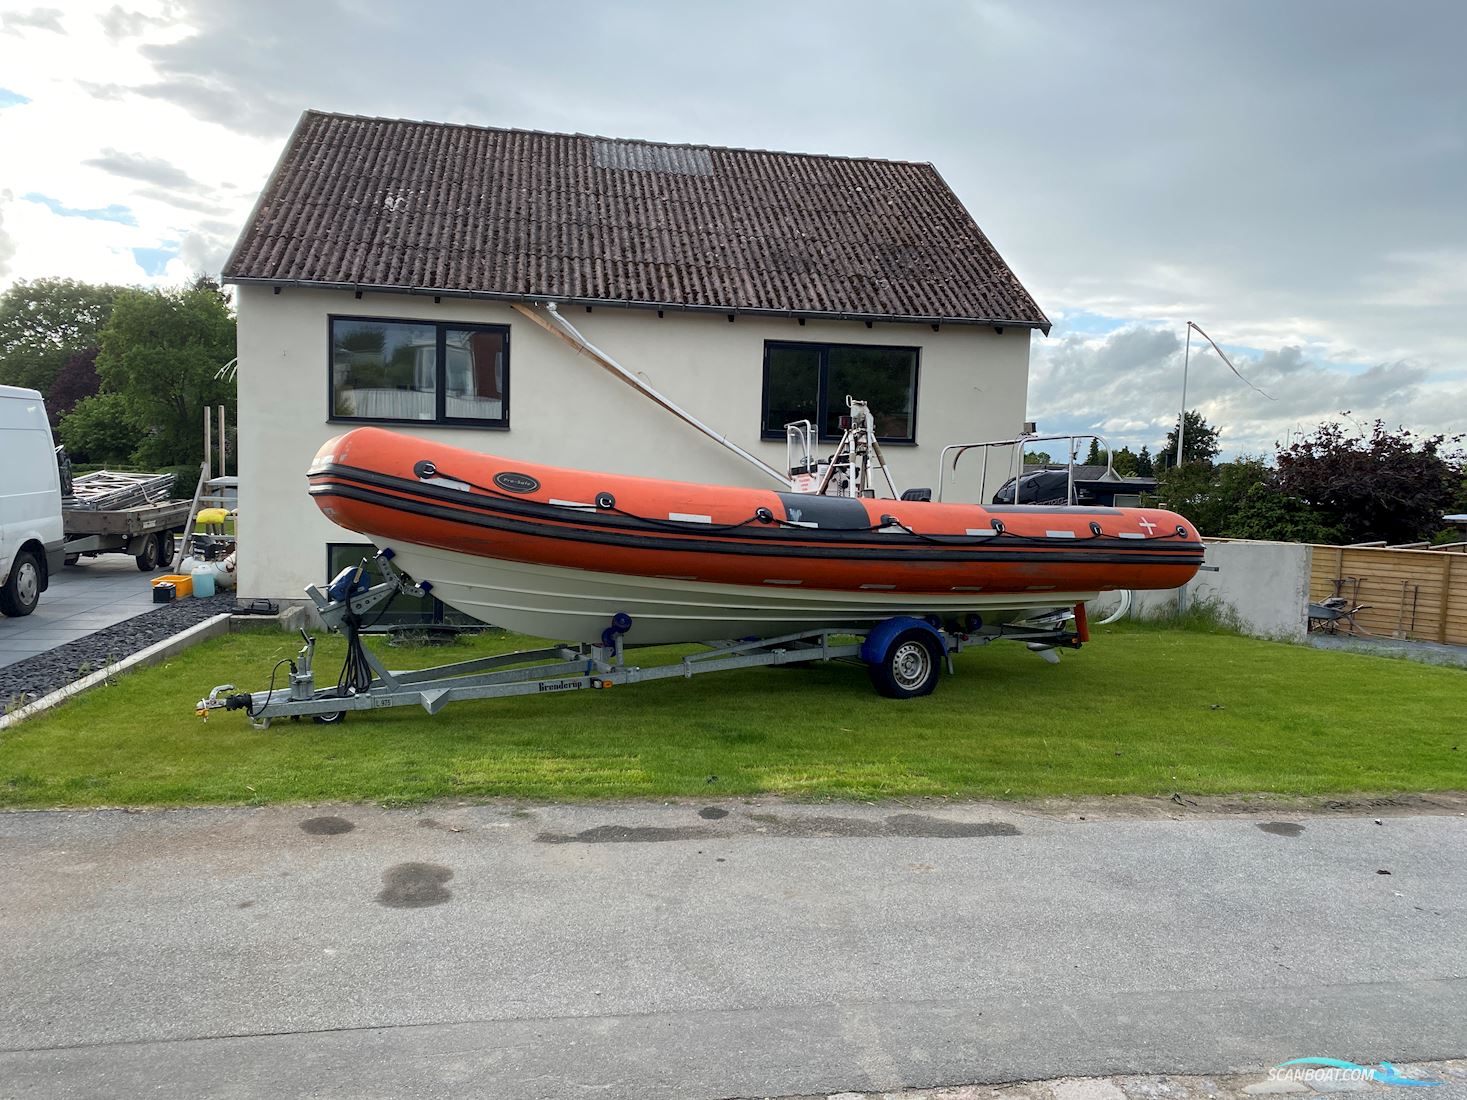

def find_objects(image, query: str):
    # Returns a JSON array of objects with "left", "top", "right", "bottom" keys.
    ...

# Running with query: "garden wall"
[
  {"left": 1093, "top": 538, "right": 1467, "bottom": 646},
  {"left": 1092, "top": 539, "right": 1313, "bottom": 641}
]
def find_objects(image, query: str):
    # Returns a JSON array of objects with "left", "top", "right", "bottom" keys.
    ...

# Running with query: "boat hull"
[
  {"left": 378, "top": 538, "right": 1092, "bottom": 643},
  {"left": 307, "top": 427, "right": 1205, "bottom": 643}
]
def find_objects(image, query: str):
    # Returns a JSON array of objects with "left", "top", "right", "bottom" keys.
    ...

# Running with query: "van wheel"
[
  {"left": 0, "top": 549, "right": 42, "bottom": 617},
  {"left": 868, "top": 630, "right": 942, "bottom": 699},
  {"left": 135, "top": 533, "right": 164, "bottom": 571}
]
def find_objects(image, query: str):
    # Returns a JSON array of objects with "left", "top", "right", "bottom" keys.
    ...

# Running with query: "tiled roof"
[{"left": 224, "top": 111, "right": 1049, "bottom": 331}]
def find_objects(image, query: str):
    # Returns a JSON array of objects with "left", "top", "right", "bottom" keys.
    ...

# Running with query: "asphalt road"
[{"left": 1, "top": 800, "right": 1463, "bottom": 1099}]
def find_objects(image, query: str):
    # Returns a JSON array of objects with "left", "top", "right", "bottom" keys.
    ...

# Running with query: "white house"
[{"left": 224, "top": 111, "right": 1049, "bottom": 610}]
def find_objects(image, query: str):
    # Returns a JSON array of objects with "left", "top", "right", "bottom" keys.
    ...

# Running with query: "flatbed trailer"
[
  {"left": 197, "top": 550, "right": 1088, "bottom": 728},
  {"left": 62, "top": 499, "right": 194, "bottom": 571}
]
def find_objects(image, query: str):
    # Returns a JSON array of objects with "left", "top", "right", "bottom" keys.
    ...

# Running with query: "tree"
[
  {"left": 1158, "top": 410, "right": 1220, "bottom": 469},
  {"left": 1023, "top": 450, "right": 1052, "bottom": 465},
  {"left": 1226, "top": 483, "right": 1341, "bottom": 544},
  {"left": 95, "top": 285, "right": 237, "bottom": 467},
  {"left": 1112, "top": 446, "right": 1138, "bottom": 476},
  {"left": 56, "top": 392, "right": 145, "bottom": 464},
  {"left": 1274, "top": 419, "right": 1462, "bottom": 544},
  {"left": 0, "top": 278, "right": 126, "bottom": 395},
  {"left": 1084, "top": 438, "right": 1105, "bottom": 466},
  {"left": 1135, "top": 446, "right": 1155, "bottom": 477},
  {"left": 47, "top": 347, "right": 101, "bottom": 424},
  {"left": 1156, "top": 457, "right": 1269, "bottom": 536}
]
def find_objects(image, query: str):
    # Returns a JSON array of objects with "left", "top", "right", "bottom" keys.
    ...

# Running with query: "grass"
[{"left": 0, "top": 619, "right": 1462, "bottom": 809}]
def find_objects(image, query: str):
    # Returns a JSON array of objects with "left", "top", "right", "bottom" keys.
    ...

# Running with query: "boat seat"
[{"left": 900, "top": 488, "right": 933, "bottom": 502}]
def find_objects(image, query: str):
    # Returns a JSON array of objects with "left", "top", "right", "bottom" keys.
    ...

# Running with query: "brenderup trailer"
[
  {"left": 62, "top": 498, "right": 194, "bottom": 570},
  {"left": 196, "top": 549, "right": 1087, "bottom": 728}
]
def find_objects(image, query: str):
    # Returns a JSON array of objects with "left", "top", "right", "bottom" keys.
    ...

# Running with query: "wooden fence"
[{"left": 1309, "top": 544, "right": 1467, "bottom": 645}]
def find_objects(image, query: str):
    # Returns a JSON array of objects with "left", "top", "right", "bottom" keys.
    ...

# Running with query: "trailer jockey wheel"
[{"left": 868, "top": 629, "right": 942, "bottom": 699}]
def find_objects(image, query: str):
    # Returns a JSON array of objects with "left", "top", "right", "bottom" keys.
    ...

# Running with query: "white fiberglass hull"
[{"left": 378, "top": 539, "right": 1096, "bottom": 644}]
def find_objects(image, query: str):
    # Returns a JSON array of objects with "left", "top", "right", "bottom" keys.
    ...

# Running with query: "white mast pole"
[{"left": 1176, "top": 321, "right": 1192, "bottom": 468}]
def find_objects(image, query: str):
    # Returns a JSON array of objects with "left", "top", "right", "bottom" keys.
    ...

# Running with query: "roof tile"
[{"left": 225, "top": 111, "right": 1048, "bottom": 330}]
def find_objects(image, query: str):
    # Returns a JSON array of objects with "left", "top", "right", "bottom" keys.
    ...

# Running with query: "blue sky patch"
[
  {"left": 131, "top": 245, "right": 179, "bottom": 276},
  {"left": 23, "top": 192, "right": 137, "bottom": 226},
  {"left": 0, "top": 88, "right": 30, "bottom": 108},
  {"left": 1049, "top": 310, "right": 1133, "bottom": 338}
]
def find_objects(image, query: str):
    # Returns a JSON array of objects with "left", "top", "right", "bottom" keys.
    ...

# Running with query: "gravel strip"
[{"left": 1, "top": 595, "right": 236, "bottom": 709}]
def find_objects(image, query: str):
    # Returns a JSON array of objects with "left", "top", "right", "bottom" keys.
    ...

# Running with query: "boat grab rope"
[
  {"left": 877, "top": 515, "right": 1194, "bottom": 546},
  {"left": 418, "top": 464, "right": 795, "bottom": 535},
  {"left": 413, "top": 462, "right": 1195, "bottom": 545}
]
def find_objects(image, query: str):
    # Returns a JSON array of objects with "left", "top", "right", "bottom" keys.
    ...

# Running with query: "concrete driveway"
[
  {"left": 0, "top": 800, "right": 1463, "bottom": 1099},
  {"left": 0, "top": 556, "right": 159, "bottom": 667}
]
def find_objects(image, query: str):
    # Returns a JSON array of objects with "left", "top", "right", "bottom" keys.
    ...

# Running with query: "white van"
[{"left": 0, "top": 385, "right": 65, "bottom": 617}]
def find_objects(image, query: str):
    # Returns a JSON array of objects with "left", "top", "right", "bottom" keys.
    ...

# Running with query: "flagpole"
[{"left": 1176, "top": 321, "right": 1192, "bottom": 467}]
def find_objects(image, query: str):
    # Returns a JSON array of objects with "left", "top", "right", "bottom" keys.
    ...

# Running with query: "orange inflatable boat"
[{"left": 306, "top": 426, "right": 1203, "bottom": 644}]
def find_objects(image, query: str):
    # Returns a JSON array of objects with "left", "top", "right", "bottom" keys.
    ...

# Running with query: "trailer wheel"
[
  {"left": 0, "top": 549, "right": 42, "bottom": 617},
  {"left": 867, "top": 630, "right": 942, "bottom": 699},
  {"left": 312, "top": 710, "right": 346, "bottom": 725},
  {"left": 135, "top": 533, "right": 163, "bottom": 571}
]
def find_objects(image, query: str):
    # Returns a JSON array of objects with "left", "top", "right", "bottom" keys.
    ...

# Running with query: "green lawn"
[{"left": 1, "top": 621, "right": 1462, "bottom": 808}]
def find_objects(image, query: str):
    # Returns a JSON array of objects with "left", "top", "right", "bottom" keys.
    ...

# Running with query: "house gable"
[{"left": 224, "top": 111, "right": 1049, "bottom": 332}]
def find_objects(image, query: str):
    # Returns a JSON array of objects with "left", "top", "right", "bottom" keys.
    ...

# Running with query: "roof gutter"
[
  {"left": 222, "top": 276, "right": 1051, "bottom": 334},
  {"left": 511, "top": 301, "right": 792, "bottom": 489}
]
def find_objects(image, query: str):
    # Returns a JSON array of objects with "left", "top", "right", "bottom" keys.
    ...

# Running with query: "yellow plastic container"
[{"left": 153, "top": 573, "right": 194, "bottom": 599}]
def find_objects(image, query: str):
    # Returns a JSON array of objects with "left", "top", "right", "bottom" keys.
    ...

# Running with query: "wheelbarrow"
[{"left": 1308, "top": 595, "right": 1371, "bottom": 635}]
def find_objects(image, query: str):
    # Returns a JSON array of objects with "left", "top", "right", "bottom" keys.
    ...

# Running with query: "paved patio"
[{"left": 0, "top": 556, "right": 160, "bottom": 667}]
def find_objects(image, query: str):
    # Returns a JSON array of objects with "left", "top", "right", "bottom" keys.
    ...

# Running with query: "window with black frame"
[
  {"left": 325, "top": 544, "right": 486, "bottom": 629},
  {"left": 760, "top": 341, "right": 919, "bottom": 441},
  {"left": 330, "top": 317, "right": 509, "bottom": 427}
]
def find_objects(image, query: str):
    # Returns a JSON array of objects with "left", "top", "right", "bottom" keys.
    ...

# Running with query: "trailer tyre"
[
  {"left": 312, "top": 709, "right": 346, "bottom": 725},
  {"left": 0, "top": 549, "right": 43, "bottom": 617},
  {"left": 135, "top": 532, "right": 165, "bottom": 571},
  {"left": 867, "top": 629, "right": 941, "bottom": 699}
]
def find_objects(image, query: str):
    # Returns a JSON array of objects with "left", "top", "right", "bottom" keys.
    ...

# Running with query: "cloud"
[
  {"left": 1029, "top": 321, "right": 1466, "bottom": 459},
  {"left": 76, "top": 81, "right": 128, "bottom": 101},
  {"left": 134, "top": 186, "right": 230, "bottom": 215},
  {"left": 100, "top": 4, "right": 167, "bottom": 39},
  {"left": 0, "top": 196, "right": 16, "bottom": 277},
  {"left": 82, "top": 147, "right": 204, "bottom": 190},
  {"left": 134, "top": 74, "right": 294, "bottom": 138},
  {"left": 0, "top": 0, "right": 1461, "bottom": 451},
  {"left": 21, "top": 192, "right": 137, "bottom": 226},
  {"left": 1, "top": 7, "right": 63, "bottom": 34}
]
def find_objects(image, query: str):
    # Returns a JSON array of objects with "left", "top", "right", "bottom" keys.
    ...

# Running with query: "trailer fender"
[{"left": 860, "top": 616, "right": 947, "bottom": 666}]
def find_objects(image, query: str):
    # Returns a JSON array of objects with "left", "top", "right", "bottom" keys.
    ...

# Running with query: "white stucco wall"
[
  {"left": 234, "top": 285, "right": 1034, "bottom": 601},
  {"left": 1090, "top": 539, "right": 1315, "bottom": 642}
]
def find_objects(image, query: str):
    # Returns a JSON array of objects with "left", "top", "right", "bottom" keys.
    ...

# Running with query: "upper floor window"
[
  {"left": 329, "top": 316, "right": 509, "bottom": 428},
  {"left": 761, "top": 341, "right": 919, "bottom": 442}
]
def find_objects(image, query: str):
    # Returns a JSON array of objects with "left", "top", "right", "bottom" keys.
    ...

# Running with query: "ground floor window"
[
  {"left": 326, "top": 543, "right": 485, "bottom": 629},
  {"left": 329, "top": 316, "right": 509, "bottom": 427},
  {"left": 761, "top": 341, "right": 919, "bottom": 442}
]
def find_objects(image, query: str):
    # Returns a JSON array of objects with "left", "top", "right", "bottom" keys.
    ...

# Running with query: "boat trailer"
[{"left": 197, "top": 550, "right": 1087, "bottom": 729}]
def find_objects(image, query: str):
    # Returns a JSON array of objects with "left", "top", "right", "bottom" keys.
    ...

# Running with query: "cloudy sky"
[{"left": 1, "top": 0, "right": 1463, "bottom": 457}]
